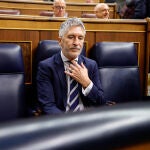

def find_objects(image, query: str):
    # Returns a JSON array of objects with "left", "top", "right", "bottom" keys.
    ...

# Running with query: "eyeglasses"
[{"left": 54, "top": 6, "right": 66, "bottom": 10}]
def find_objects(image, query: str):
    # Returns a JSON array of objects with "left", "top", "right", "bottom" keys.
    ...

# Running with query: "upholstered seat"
[
  {"left": 39, "top": 11, "right": 54, "bottom": 17},
  {"left": 0, "top": 9, "right": 20, "bottom": 15},
  {"left": 0, "top": 43, "right": 26, "bottom": 122},
  {"left": 89, "top": 42, "right": 141, "bottom": 103},
  {"left": 81, "top": 13, "right": 97, "bottom": 18},
  {"left": 36, "top": 40, "right": 86, "bottom": 65},
  {"left": 36, "top": 40, "right": 61, "bottom": 64}
]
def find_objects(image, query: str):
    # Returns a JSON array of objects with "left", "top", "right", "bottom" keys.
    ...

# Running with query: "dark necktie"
[
  {"left": 66, "top": 61, "right": 80, "bottom": 112},
  {"left": 69, "top": 77, "right": 80, "bottom": 112}
]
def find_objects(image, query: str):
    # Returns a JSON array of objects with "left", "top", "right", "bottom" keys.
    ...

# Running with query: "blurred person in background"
[
  {"left": 119, "top": 0, "right": 146, "bottom": 19},
  {"left": 94, "top": 3, "right": 110, "bottom": 19},
  {"left": 116, "top": 0, "right": 126, "bottom": 16},
  {"left": 52, "top": 0, "right": 68, "bottom": 17}
]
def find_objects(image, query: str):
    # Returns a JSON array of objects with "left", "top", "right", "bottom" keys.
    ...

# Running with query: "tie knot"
[
  {"left": 67, "top": 61, "right": 72, "bottom": 64},
  {"left": 66, "top": 60, "right": 78, "bottom": 65}
]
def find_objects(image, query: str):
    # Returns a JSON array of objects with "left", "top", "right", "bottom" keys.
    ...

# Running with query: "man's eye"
[
  {"left": 79, "top": 37, "right": 84, "bottom": 40},
  {"left": 68, "top": 36, "right": 73, "bottom": 39}
]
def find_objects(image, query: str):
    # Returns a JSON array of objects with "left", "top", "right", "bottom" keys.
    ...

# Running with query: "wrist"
[{"left": 82, "top": 79, "right": 91, "bottom": 89}]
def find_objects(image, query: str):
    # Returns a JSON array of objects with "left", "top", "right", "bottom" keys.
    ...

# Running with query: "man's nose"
[
  {"left": 73, "top": 38, "right": 80, "bottom": 45},
  {"left": 106, "top": 10, "right": 109, "bottom": 13}
]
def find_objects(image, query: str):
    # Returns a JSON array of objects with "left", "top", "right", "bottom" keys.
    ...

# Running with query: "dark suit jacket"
[
  {"left": 37, "top": 52, "right": 104, "bottom": 114},
  {"left": 118, "top": 0, "right": 146, "bottom": 19}
]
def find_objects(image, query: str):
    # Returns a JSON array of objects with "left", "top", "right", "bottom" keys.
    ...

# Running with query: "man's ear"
[{"left": 58, "top": 37, "right": 62, "bottom": 45}]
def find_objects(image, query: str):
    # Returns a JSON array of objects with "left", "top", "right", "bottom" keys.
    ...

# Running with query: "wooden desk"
[
  {"left": 44, "top": 0, "right": 103, "bottom": 2},
  {"left": 0, "top": 15, "right": 148, "bottom": 97},
  {"left": 65, "top": 0, "right": 101, "bottom": 2},
  {"left": 0, "top": 0, "right": 117, "bottom": 18}
]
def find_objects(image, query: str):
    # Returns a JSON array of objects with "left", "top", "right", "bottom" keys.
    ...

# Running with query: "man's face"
[
  {"left": 95, "top": 5, "right": 109, "bottom": 19},
  {"left": 59, "top": 26, "right": 85, "bottom": 60},
  {"left": 53, "top": 1, "right": 66, "bottom": 17}
]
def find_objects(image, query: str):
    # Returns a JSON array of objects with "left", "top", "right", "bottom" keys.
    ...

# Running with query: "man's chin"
[{"left": 69, "top": 53, "right": 80, "bottom": 59}]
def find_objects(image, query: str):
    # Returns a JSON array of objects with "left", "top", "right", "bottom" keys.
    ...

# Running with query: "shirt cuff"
[{"left": 82, "top": 81, "right": 93, "bottom": 96}]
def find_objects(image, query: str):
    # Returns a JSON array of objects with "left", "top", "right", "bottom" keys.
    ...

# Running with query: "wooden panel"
[
  {"left": 0, "top": 41, "right": 32, "bottom": 84},
  {"left": 0, "top": 29, "right": 39, "bottom": 84},
  {"left": 0, "top": 15, "right": 148, "bottom": 98},
  {"left": 66, "top": 0, "right": 100, "bottom": 2},
  {"left": 0, "top": 0, "right": 117, "bottom": 18}
]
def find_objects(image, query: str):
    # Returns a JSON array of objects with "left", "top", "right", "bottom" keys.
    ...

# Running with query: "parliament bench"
[{"left": 0, "top": 0, "right": 117, "bottom": 18}]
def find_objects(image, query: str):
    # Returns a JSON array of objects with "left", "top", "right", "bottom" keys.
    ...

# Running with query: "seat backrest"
[
  {"left": 36, "top": 40, "right": 86, "bottom": 65},
  {"left": 89, "top": 42, "right": 141, "bottom": 103},
  {"left": 39, "top": 11, "right": 54, "bottom": 17},
  {"left": 0, "top": 43, "right": 26, "bottom": 122},
  {"left": 1, "top": 101, "right": 150, "bottom": 150},
  {"left": 36, "top": 40, "right": 61, "bottom": 64},
  {"left": 81, "top": 13, "right": 97, "bottom": 18},
  {"left": 0, "top": 9, "right": 20, "bottom": 15}
]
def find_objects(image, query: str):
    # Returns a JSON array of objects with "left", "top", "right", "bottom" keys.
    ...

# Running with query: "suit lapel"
[
  {"left": 78, "top": 56, "right": 85, "bottom": 93},
  {"left": 54, "top": 53, "right": 67, "bottom": 106}
]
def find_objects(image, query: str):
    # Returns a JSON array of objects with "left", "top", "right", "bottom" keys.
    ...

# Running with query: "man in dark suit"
[
  {"left": 119, "top": 0, "right": 146, "bottom": 19},
  {"left": 37, "top": 18, "right": 104, "bottom": 115}
]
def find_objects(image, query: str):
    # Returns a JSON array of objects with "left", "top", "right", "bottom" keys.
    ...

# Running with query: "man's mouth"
[{"left": 70, "top": 47, "right": 80, "bottom": 50}]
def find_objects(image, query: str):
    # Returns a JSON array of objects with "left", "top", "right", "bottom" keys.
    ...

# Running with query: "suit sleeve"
[
  {"left": 133, "top": 0, "right": 146, "bottom": 19},
  {"left": 83, "top": 61, "right": 105, "bottom": 105}
]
